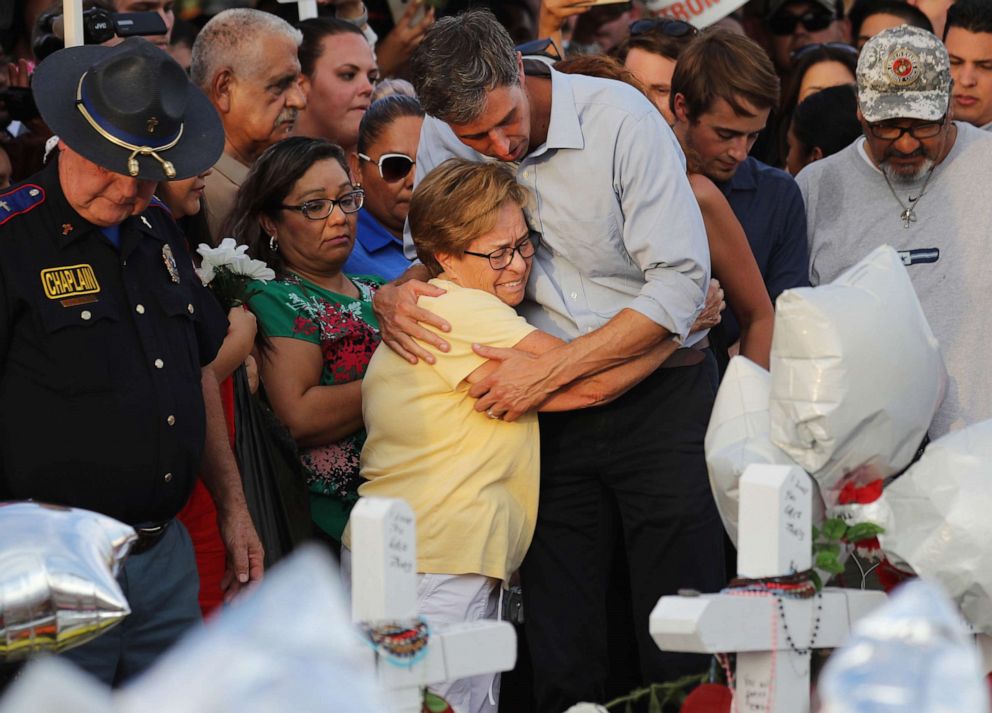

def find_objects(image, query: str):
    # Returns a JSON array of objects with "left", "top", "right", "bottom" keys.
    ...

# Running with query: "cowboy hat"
[{"left": 32, "top": 37, "right": 224, "bottom": 181}]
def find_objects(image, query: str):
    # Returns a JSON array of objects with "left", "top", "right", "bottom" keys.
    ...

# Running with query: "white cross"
[
  {"left": 0, "top": 201, "right": 8, "bottom": 212},
  {"left": 650, "top": 465, "right": 887, "bottom": 713},
  {"left": 275, "top": 0, "right": 318, "bottom": 20},
  {"left": 349, "top": 497, "right": 517, "bottom": 713}
]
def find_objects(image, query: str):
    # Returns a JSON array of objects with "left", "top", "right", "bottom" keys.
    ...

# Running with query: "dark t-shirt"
[{"left": 716, "top": 156, "right": 810, "bottom": 343}]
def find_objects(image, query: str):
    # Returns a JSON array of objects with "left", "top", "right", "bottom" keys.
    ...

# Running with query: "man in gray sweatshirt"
[{"left": 799, "top": 24, "right": 992, "bottom": 438}]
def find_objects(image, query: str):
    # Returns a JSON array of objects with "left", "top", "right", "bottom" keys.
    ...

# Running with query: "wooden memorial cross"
[
  {"left": 350, "top": 497, "right": 517, "bottom": 713},
  {"left": 650, "top": 464, "right": 887, "bottom": 713}
]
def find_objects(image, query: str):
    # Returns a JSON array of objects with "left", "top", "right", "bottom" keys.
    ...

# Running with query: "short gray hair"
[
  {"left": 409, "top": 9, "right": 519, "bottom": 125},
  {"left": 190, "top": 9, "right": 303, "bottom": 93}
]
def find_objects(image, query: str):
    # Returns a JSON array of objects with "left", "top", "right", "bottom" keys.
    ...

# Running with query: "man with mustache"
[
  {"left": 799, "top": 25, "right": 992, "bottom": 437},
  {"left": 191, "top": 9, "right": 306, "bottom": 240}
]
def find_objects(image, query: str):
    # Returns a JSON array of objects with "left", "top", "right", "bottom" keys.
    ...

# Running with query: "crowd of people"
[{"left": 2, "top": 0, "right": 992, "bottom": 710}]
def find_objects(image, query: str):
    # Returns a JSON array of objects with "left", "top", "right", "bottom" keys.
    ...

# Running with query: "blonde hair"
[{"left": 409, "top": 159, "right": 530, "bottom": 276}]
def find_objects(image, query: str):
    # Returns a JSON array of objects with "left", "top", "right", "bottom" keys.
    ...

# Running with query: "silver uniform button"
[
  {"left": 163, "top": 472, "right": 173, "bottom": 483},
  {"left": 135, "top": 304, "right": 145, "bottom": 314},
  {"left": 80, "top": 310, "right": 92, "bottom": 320},
  {"left": 154, "top": 358, "right": 164, "bottom": 369},
  {"left": 167, "top": 415, "right": 176, "bottom": 426},
  {"left": 187, "top": 304, "right": 195, "bottom": 314}
]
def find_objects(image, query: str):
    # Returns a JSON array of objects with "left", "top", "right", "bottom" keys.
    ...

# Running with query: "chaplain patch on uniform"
[{"left": 41, "top": 264, "right": 101, "bottom": 300}]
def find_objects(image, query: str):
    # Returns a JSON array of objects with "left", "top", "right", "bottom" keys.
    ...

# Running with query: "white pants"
[{"left": 341, "top": 549, "right": 501, "bottom": 713}]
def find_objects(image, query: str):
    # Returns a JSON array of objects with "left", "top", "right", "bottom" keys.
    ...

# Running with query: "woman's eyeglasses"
[
  {"left": 358, "top": 152, "right": 416, "bottom": 182},
  {"left": 464, "top": 232, "right": 541, "bottom": 270},
  {"left": 628, "top": 18, "right": 698, "bottom": 38},
  {"left": 277, "top": 189, "right": 365, "bottom": 220},
  {"left": 767, "top": 10, "right": 834, "bottom": 36}
]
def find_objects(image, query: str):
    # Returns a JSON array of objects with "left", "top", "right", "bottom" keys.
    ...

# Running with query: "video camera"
[
  {"left": 41, "top": 8, "right": 168, "bottom": 60},
  {"left": 0, "top": 8, "right": 167, "bottom": 126}
]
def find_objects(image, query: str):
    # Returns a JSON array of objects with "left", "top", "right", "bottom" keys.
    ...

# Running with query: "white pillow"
[
  {"left": 769, "top": 245, "right": 946, "bottom": 505},
  {"left": 705, "top": 356, "right": 817, "bottom": 545}
]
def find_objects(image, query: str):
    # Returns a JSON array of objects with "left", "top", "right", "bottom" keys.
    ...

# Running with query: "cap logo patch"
[{"left": 886, "top": 48, "right": 921, "bottom": 86}]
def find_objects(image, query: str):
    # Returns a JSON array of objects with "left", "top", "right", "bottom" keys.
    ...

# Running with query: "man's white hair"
[{"left": 191, "top": 9, "right": 303, "bottom": 93}]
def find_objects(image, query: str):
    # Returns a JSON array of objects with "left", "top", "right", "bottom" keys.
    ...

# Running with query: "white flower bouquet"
[{"left": 196, "top": 238, "right": 275, "bottom": 311}]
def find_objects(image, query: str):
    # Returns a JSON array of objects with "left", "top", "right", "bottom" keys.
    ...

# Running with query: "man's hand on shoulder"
[{"left": 373, "top": 278, "right": 451, "bottom": 364}]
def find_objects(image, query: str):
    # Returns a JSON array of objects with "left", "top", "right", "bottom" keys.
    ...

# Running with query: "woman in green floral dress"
[{"left": 226, "top": 137, "right": 381, "bottom": 547}]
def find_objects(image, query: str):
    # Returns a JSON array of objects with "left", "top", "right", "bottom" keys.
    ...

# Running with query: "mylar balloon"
[{"left": 0, "top": 502, "right": 135, "bottom": 660}]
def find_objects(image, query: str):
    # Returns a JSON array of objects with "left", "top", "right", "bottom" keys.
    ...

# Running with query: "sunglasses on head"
[
  {"left": 358, "top": 152, "right": 415, "bottom": 182},
  {"left": 790, "top": 41, "right": 858, "bottom": 61},
  {"left": 768, "top": 10, "right": 835, "bottom": 36},
  {"left": 629, "top": 17, "right": 698, "bottom": 38},
  {"left": 515, "top": 37, "right": 563, "bottom": 61}
]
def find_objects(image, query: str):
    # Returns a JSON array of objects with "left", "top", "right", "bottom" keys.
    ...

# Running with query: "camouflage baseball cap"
[{"left": 857, "top": 25, "right": 952, "bottom": 123}]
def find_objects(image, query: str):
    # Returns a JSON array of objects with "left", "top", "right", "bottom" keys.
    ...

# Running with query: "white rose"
[
  {"left": 228, "top": 254, "right": 276, "bottom": 281},
  {"left": 197, "top": 238, "right": 248, "bottom": 271}
]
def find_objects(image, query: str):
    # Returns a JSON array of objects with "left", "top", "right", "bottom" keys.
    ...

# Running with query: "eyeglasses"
[
  {"left": 866, "top": 118, "right": 946, "bottom": 141},
  {"left": 463, "top": 232, "right": 541, "bottom": 270},
  {"left": 277, "top": 190, "right": 365, "bottom": 220},
  {"left": 515, "top": 37, "right": 563, "bottom": 61},
  {"left": 790, "top": 41, "right": 858, "bottom": 61},
  {"left": 629, "top": 18, "right": 698, "bottom": 38},
  {"left": 358, "top": 152, "right": 415, "bottom": 182},
  {"left": 768, "top": 10, "right": 835, "bottom": 36}
]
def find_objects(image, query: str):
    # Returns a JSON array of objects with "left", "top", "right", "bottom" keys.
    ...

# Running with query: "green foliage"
[
  {"left": 846, "top": 522, "right": 885, "bottom": 542},
  {"left": 605, "top": 673, "right": 708, "bottom": 712},
  {"left": 811, "top": 516, "right": 885, "bottom": 589},
  {"left": 422, "top": 690, "right": 452, "bottom": 713}
]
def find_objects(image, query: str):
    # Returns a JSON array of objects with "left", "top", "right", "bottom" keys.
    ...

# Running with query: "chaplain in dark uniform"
[{"left": 0, "top": 38, "right": 263, "bottom": 684}]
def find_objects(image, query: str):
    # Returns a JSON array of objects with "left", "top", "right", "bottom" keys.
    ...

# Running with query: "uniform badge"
[
  {"left": 41, "top": 264, "right": 100, "bottom": 300},
  {"left": 162, "top": 244, "right": 180, "bottom": 284},
  {"left": 62, "top": 223, "right": 73, "bottom": 236},
  {"left": 885, "top": 48, "right": 921, "bottom": 86}
]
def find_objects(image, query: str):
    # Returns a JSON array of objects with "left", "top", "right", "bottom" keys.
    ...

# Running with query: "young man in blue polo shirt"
[{"left": 672, "top": 29, "right": 809, "bottom": 357}]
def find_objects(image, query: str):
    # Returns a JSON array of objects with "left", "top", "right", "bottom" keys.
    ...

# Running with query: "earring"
[{"left": 269, "top": 234, "right": 278, "bottom": 252}]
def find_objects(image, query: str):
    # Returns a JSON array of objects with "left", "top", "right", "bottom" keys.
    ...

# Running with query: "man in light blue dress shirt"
[{"left": 373, "top": 11, "right": 726, "bottom": 711}]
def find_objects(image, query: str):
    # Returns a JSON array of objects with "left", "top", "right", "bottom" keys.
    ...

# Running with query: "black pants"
[{"left": 520, "top": 353, "right": 726, "bottom": 713}]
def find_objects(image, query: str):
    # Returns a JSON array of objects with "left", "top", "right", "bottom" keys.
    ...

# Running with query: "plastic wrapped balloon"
[
  {"left": 769, "top": 245, "right": 946, "bottom": 505},
  {"left": 0, "top": 502, "right": 134, "bottom": 660},
  {"left": 704, "top": 356, "right": 823, "bottom": 544},
  {"left": 817, "top": 580, "right": 988, "bottom": 713},
  {"left": 872, "top": 420, "right": 992, "bottom": 633},
  {"left": 0, "top": 546, "right": 388, "bottom": 713}
]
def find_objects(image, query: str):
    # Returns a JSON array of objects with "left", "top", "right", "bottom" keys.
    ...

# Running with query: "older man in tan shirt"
[{"left": 190, "top": 9, "right": 306, "bottom": 239}]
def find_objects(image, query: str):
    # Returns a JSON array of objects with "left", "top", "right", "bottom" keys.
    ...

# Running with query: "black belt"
[{"left": 130, "top": 520, "right": 172, "bottom": 555}]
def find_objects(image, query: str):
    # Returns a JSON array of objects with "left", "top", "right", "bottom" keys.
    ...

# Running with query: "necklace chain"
[{"left": 882, "top": 166, "right": 936, "bottom": 229}]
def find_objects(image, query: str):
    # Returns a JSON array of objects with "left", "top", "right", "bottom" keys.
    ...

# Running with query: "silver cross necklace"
[{"left": 882, "top": 166, "right": 936, "bottom": 229}]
